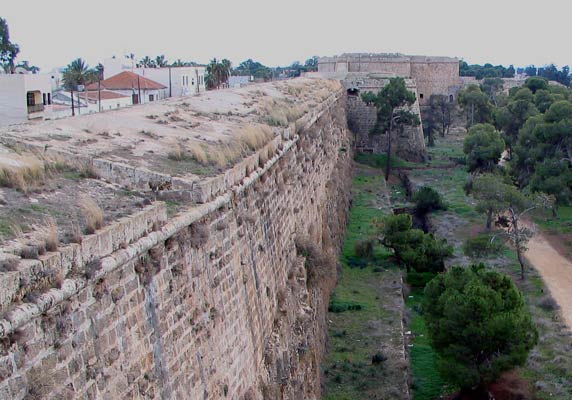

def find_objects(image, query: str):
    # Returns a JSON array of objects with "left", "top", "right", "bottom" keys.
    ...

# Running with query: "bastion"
[{"left": 0, "top": 78, "right": 353, "bottom": 399}]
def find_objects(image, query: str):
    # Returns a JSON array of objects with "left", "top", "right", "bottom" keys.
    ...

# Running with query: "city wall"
[{"left": 0, "top": 89, "right": 353, "bottom": 399}]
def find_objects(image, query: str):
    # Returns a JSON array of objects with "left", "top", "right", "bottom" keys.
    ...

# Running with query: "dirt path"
[{"left": 525, "top": 231, "right": 572, "bottom": 330}]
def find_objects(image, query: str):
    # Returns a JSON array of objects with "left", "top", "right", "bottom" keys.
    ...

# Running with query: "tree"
[
  {"left": 205, "top": 58, "right": 232, "bottom": 89},
  {"left": 361, "top": 77, "right": 420, "bottom": 180},
  {"left": 493, "top": 88, "right": 538, "bottom": 152},
  {"left": 458, "top": 84, "right": 492, "bottom": 127},
  {"left": 480, "top": 77, "right": 504, "bottom": 106},
  {"left": 155, "top": 55, "right": 168, "bottom": 68},
  {"left": 15, "top": 60, "right": 40, "bottom": 74},
  {"left": 62, "top": 58, "right": 97, "bottom": 116},
  {"left": 139, "top": 56, "right": 156, "bottom": 68},
  {"left": 412, "top": 186, "right": 446, "bottom": 215},
  {"left": 524, "top": 77, "right": 548, "bottom": 94},
  {"left": 379, "top": 214, "right": 452, "bottom": 274},
  {"left": 233, "top": 59, "right": 272, "bottom": 81},
  {"left": 427, "top": 94, "right": 452, "bottom": 137},
  {"left": 423, "top": 265, "right": 538, "bottom": 396},
  {"left": 511, "top": 100, "right": 572, "bottom": 207},
  {"left": 463, "top": 123, "right": 505, "bottom": 174},
  {"left": 471, "top": 174, "right": 514, "bottom": 231},
  {"left": 0, "top": 17, "right": 20, "bottom": 73},
  {"left": 304, "top": 56, "right": 319, "bottom": 72}
]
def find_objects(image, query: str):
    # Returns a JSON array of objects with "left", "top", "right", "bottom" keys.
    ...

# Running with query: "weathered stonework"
[
  {"left": 318, "top": 53, "right": 463, "bottom": 106},
  {"left": 344, "top": 73, "right": 426, "bottom": 162},
  {"left": 0, "top": 87, "right": 353, "bottom": 399}
]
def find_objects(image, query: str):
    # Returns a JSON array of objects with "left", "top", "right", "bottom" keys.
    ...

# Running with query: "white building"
[
  {"left": 51, "top": 90, "right": 132, "bottom": 118},
  {"left": 104, "top": 58, "right": 206, "bottom": 97},
  {"left": 0, "top": 73, "right": 52, "bottom": 127},
  {"left": 85, "top": 71, "right": 167, "bottom": 105}
]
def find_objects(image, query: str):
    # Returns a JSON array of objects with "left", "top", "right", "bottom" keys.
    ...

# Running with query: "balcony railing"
[{"left": 27, "top": 104, "right": 44, "bottom": 114}]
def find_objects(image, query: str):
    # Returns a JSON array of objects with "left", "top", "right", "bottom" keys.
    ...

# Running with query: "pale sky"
[{"left": 3, "top": 0, "right": 572, "bottom": 72}]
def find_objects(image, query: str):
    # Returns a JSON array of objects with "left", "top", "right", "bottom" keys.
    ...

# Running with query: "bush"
[
  {"left": 381, "top": 214, "right": 452, "bottom": 275},
  {"left": 463, "top": 233, "right": 503, "bottom": 258},
  {"left": 413, "top": 186, "right": 447, "bottom": 214},
  {"left": 328, "top": 298, "right": 363, "bottom": 313},
  {"left": 354, "top": 239, "right": 374, "bottom": 259},
  {"left": 406, "top": 271, "right": 437, "bottom": 287},
  {"left": 423, "top": 264, "right": 538, "bottom": 393}
]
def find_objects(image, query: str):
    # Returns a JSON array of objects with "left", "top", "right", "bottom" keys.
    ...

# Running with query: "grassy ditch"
[{"left": 322, "top": 167, "right": 409, "bottom": 400}]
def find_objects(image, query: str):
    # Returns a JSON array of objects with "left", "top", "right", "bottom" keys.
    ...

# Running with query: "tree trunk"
[
  {"left": 512, "top": 212, "right": 526, "bottom": 280},
  {"left": 71, "top": 88, "right": 75, "bottom": 116},
  {"left": 486, "top": 208, "right": 493, "bottom": 231},
  {"left": 385, "top": 114, "right": 394, "bottom": 181}
]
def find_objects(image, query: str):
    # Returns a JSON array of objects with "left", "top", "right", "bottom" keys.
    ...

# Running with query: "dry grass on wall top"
[
  {"left": 0, "top": 156, "right": 45, "bottom": 193},
  {"left": 259, "top": 98, "right": 308, "bottom": 127},
  {"left": 80, "top": 196, "right": 104, "bottom": 234},
  {"left": 167, "top": 124, "right": 275, "bottom": 169}
]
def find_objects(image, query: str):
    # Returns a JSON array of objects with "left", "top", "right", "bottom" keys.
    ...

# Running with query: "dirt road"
[{"left": 525, "top": 232, "right": 572, "bottom": 329}]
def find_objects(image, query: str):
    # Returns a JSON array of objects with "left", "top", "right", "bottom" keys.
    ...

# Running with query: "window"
[
  {"left": 149, "top": 94, "right": 155, "bottom": 102},
  {"left": 419, "top": 93, "right": 424, "bottom": 99},
  {"left": 43, "top": 93, "right": 47, "bottom": 105},
  {"left": 47, "top": 93, "right": 51, "bottom": 105},
  {"left": 27, "top": 92, "right": 35, "bottom": 106},
  {"left": 449, "top": 94, "right": 454, "bottom": 103},
  {"left": 192, "top": 78, "right": 195, "bottom": 85}
]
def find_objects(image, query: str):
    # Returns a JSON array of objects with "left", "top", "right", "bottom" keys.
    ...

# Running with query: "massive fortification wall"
[
  {"left": 318, "top": 53, "right": 461, "bottom": 106},
  {"left": 344, "top": 74, "right": 426, "bottom": 162},
  {"left": 0, "top": 83, "right": 353, "bottom": 399}
]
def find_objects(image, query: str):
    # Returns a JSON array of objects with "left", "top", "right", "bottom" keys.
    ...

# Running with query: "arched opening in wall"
[
  {"left": 449, "top": 94, "right": 454, "bottom": 103},
  {"left": 347, "top": 88, "right": 360, "bottom": 97}
]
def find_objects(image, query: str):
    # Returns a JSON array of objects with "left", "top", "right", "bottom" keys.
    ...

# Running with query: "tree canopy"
[
  {"left": 460, "top": 61, "right": 515, "bottom": 79},
  {"left": 0, "top": 17, "right": 19, "bottom": 73},
  {"left": 205, "top": 58, "right": 231, "bottom": 89},
  {"left": 458, "top": 84, "right": 493, "bottom": 127},
  {"left": 423, "top": 264, "right": 538, "bottom": 393},
  {"left": 463, "top": 124, "right": 505, "bottom": 174}
]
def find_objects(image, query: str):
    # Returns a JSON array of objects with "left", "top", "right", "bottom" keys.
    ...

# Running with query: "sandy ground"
[{"left": 525, "top": 231, "right": 572, "bottom": 330}]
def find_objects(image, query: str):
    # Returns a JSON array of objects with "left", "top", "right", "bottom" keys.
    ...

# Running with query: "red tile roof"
[
  {"left": 86, "top": 71, "right": 166, "bottom": 91},
  {"left": 83, "top": 90, "right": 130, "bottom": 101}
]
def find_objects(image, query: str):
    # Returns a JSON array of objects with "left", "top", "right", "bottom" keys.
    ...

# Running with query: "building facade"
[
  {"left": 0, "top": 74, "right": 52, "bottom": 127},
  {"left": 104, "top": 58, "right": 206, "bottom": 97},
  {"left": 85, "top": 71, "right": 167, "bottom": 105},
  {"left": 318, "top": 53, "right": 462, "bottom": 106}
]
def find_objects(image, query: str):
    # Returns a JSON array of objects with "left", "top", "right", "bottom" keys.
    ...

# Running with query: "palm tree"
[
  {"left": 125, "top": 53, "right": 136, "bottom": 69},
  {"left": 62, "top": 58, "right": 96, "bottom": 116},
  {"left": 205, "top": 58, "right": 232, "bottom": 89},
  {"left": 155, "top": 55, "right": 168, "bottom": 68},
  {"left": 139, "top": 56, "right": 155, "bottom": 68}
]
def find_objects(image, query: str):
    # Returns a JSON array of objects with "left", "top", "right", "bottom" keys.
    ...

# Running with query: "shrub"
[
  {"left": 412, "top": 186, "right": 446, "bottom": 215},
  {"left": 423, "top": 264, "right": 538, "bottom": 393},
  {"left": 380, "top": 214, "right": 452, "bottom": 275},
  {"left": 462, "top": 233, "right": 504, "bottom": 258},
  {"left": 329, "top": 298, "right": 363, "bottom": 313},
  {"left": 354, "top": 239, "right": 374, "bottom": 259},
  {"left": 538, "top": 296, "right": 559, "bottom": 312},
  {"left": 294, "top": 236, "right": 336, "bottom": 286},
  {"left": 406, "top": 271, "right": 437, "bottom": 287}
]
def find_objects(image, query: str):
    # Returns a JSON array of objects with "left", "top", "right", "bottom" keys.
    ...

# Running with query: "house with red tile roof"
[{"left": 86, "top": 71, "right": 167, "bottom": 105}]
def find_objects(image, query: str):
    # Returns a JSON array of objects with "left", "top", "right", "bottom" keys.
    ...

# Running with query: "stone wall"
[
  {"left": 318, "top": 53, "right": 462, "bottom": 106},
  {"left": 344, "top": 74, "right": 426, "bottom": 162},
  {"left": 0, "top": 90, "right": 353, "bottom": 399}
]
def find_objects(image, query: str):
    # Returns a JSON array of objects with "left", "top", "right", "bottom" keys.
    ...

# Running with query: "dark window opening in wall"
[
  {"left": 27, "top": 92, "right": 35, "bottom": 106},
  {"left": 43, "top": 93, "right": 47, "bottom": 105},
  {"left": 149, "top": 94, "right": 155, "bottom": 102},
  {"left": 449, "top": 94, "right": 454, "bottom": 103},
  {"left": 419, "top": 93, "right": 424, "bottom": 99},
  {"left": 47, "top": 93, "right": 51, "bottom": 105},
  {"left": 347, "top": 88, "right": 360, "bottom": 96}
]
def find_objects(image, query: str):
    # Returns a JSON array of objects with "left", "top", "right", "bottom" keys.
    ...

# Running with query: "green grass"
[
  {"left": 406, "top": 289, "right": 454, "bottom": 399},
  {"left": 323, "top": 166, "right": 409, "bottom": 399},
  {"left": 534, "top": 205, "right": 572, "bottom": 234},
  {"left": 355, "top": 152, "right": 421, "bottom": 169}
]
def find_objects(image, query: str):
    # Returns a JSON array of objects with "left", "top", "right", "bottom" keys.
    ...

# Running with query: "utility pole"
[
  {"left": 71, "top": 87, "right": 75, "bottom": 116},
  {"left": 98, "top": 80, "right": 102, "bottom": 112},
  {"left": 168, "top": 66, "right": 172, "bottom": 97},
  {"left": 137, "top": 75, "right": 142, "bottom": 105}
]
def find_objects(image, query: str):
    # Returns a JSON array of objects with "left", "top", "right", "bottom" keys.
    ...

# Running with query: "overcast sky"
[{"left": 3, "top": 0, "right": 571, "bottom": 72}]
